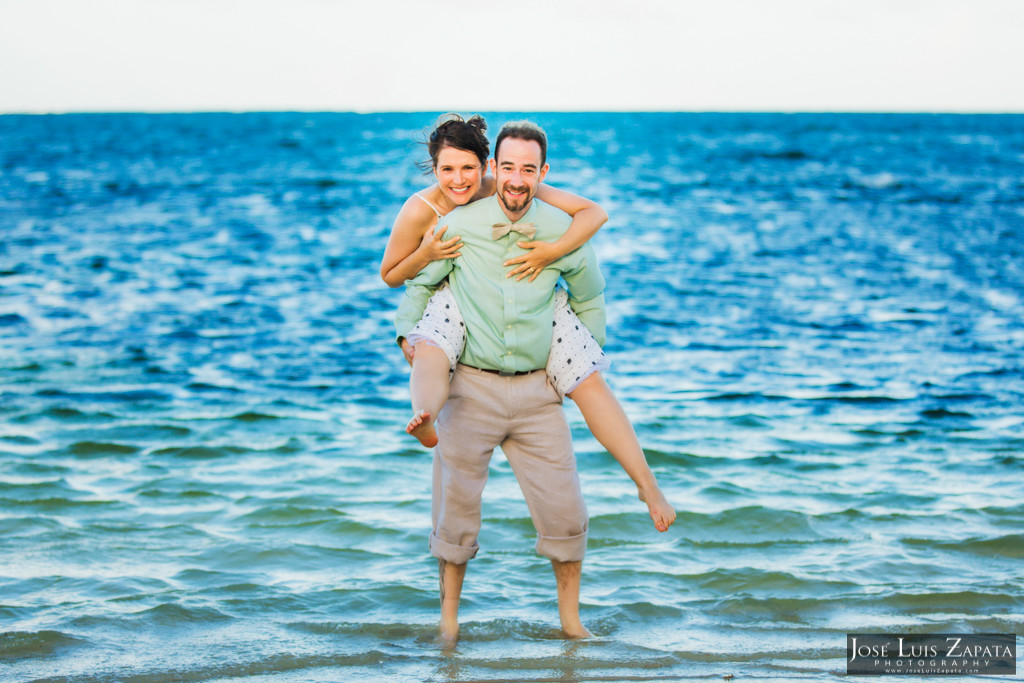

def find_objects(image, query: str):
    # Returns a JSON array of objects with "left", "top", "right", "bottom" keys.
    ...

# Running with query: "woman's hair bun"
[{"left": 417, "top": 113, "right": 490, "bottom": 173}]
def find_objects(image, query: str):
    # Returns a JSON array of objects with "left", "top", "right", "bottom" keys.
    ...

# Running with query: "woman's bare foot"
[
  {"left": 407, "top": 410, "right": 438, "bottom": 448},
  {"left": 639, "top": 485, "right": 676, "bottom": 532}
]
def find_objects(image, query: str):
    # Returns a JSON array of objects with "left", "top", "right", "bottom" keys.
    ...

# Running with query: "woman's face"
[{"left": 434, "top": 145, "right": 484, "bottom": 206}]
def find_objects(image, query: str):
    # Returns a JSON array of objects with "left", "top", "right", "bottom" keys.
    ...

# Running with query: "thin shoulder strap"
[{"left": 413, "top": 191, "right": 444, "bottom": 219}]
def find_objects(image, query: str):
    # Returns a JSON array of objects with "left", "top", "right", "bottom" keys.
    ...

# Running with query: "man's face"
[{"left": 490, "top": 138, "right": 549, "bottom": 218}]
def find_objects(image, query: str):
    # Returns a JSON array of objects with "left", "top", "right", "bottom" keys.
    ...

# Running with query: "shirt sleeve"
[
  {"left": 560, "top": 242, "right": 607, "bottom": 347},
  {"left": 394, "top": 248, "right": 454, "bottom": 342}
]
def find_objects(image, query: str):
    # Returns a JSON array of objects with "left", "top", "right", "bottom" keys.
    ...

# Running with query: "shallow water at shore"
[{"left": 2, "top": 112, "right": 1022, "bottom": 681}]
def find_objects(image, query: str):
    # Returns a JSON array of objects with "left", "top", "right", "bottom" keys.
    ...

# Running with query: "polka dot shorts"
[{"left": 407, "top": 284, "right": 609, "bottom": 397}]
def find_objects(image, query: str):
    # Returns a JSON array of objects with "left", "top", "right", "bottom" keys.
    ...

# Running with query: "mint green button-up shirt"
[{"left": 395, "top": 195, "right": 606, "bottom": 373}]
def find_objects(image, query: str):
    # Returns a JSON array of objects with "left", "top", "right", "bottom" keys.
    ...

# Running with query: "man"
[{"left": 395, "top": 121, "right": 604, "bottom": 645}]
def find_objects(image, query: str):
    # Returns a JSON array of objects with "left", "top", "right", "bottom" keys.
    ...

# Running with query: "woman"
[{"left": 381, "top": 114, "right": 675, "bottom": 533}]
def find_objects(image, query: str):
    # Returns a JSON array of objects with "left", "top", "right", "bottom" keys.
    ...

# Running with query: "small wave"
[
  {"left": 932, "top": 392, "right": 994, "bottom": 401},
  {"left": 919, "top": 408, "right": 973, "bottom": 419},
  {"left": 692, "top": 567, "right": 854, "bottom": 596},
  {"left": 854, "top": 427, "right": 924, "bottom": 438},
  {"left": 731, "top": 148, "right": 810, "bottom": 163},
  {"left": 92, "top": 424, "right": 194, "bottom": 441},
  {"left": 37, "top": 388, "right": 173, "bottom": 403},
  {"left": 746, "top": 453, "right": 791, "bottom": 467},
  {"left": 903, "top": 533, "right": 1024, "bottom": 559},
  {"left": 641, "top": 449, "right": 719, "bottom": 467},
  {"left": 41, "top": 406, "right": 117, "bottom": 421},
  {"left": 67, "top": 441, "right": 141, "bottom": 456},
  {"left": 764, "top": 149, "right": 809, "bottom": 160},
  {"left": 127, "top": 602, "right": 232, "bottom": 626},
  {"left": 186, "top": 381, "right": 243, "bottom": 393},
  {"left": 881, "top": 589, "right": 1021, "bottom": 612},
  {"left": 593, "top": 601, "right": 686, "bottom": 622},
  {"left": 231, "top": 411, "right": 281, "bottom": 422},
  {"left": 0, "top": 313, "right": 29, "bottom": 327},
  {"left": 959, "top": 367, "right": 1024, "bottom": 380},
  {"left": 0, "top": 629, "right": 88, "bottom": 659},
  {"left": 271, "top": 438, "right": 305, "bottom": 454},
  {"left": 234, "top": 504, "right": 340, "bottom": 526},
  {"left": 149, "top": 445, "right": 252, "bottom": 459},
  {"left": 697, "top": 482, "right": 754, "bottom": 499},
  {"left": 171, "top": 568, "right": 248, "bottom": 588},
  {"left": 135, "top": 486, "right": 225, "bottom": 500},
  {"left": 725, "top": 414, "right": 770, "bottom": 428},
  {"left": 1, "top": 495, "right": 115, "bottom": 511},
  {"left": 288, "top": 620, "right": 435, "bottom": 639},
  {"left": 1, "top": 434, "right": 40, "bottom": 446},
  {"left": 706, "top": 391, "right": 788, "bottom": 403},
  {"left": 709, "top": 594, "right": 843, "bottom": 620},
  {"left": 194, "top": 542, "right": 389, "bottom": 574},
  {"left": 977, "top": 502, "right": 1024, "bottom": 518},
  {"left": 819, "top": 394, "right": 907, "bottom": 405},
  {"left": 0, "top": 264, "right": 29, "bottom": 277},
  {"left": 681, "top": 506, "right": 823, "bottom": 544},
  {"left": 0, "top": 515, "right": 67, "bottom": 536}
]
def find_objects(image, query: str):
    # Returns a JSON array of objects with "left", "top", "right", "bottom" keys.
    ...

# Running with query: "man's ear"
[
  {"left": 539, "top": 163, "right": 550, "bottom": 183},
  {"left": 489, "top": 158, "right": 497, "bottom": 175}
]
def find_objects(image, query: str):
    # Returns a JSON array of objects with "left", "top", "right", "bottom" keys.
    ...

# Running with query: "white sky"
[{"left": 2, "top": 0, "right": 1023, "bottom": 113}]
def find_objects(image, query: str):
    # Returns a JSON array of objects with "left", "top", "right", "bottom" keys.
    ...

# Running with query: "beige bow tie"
[{"left": 491, "top": 221, "right": 537, "bottom": 241}]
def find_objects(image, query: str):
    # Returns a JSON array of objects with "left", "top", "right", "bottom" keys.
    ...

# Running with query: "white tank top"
[{"left": 413, "top": 192, "right": 444, "bottom": 219}]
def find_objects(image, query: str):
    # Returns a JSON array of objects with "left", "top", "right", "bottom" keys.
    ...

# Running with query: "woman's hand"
[
  {"left": 417, "top": 222, "right": 462, "bottom": 263},
  {"left": 503, "top": 240, "right": 562, "bottom": 281}
]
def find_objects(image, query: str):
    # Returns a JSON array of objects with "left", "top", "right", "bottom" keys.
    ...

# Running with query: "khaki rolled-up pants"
[{"left": 429, "top": 364, "right": 588, "bottom": 564}]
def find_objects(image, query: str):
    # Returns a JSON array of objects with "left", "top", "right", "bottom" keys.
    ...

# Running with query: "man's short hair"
[{"left": 494, "top": 121, "right": 548, "bottom": 166}]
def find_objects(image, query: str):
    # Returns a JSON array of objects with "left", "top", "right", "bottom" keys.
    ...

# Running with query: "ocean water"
[{"left": 1, "top": 112, "right": 1022, "bottom": 682}]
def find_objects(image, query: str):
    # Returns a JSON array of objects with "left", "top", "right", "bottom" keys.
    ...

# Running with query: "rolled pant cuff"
[
  {"left": 429, "top": 532, "right": 479, "bottom": 564},
  {"left": 535, "top": 529, "right": 588, "bottom": 563}
]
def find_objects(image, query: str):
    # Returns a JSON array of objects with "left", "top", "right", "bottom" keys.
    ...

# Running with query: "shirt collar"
[{"left": 489, "top": 193, "right": 538, "bottom": 226}]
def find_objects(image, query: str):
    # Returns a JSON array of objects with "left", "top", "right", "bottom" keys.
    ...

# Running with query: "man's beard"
[{"left": 498, "top": 184, "right": 532, "bottom": 213}]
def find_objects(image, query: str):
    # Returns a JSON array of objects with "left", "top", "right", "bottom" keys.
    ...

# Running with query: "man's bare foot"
[
  {"left": 407, "top": 410, "right": 438, "bottom": 448},
  {"left": 639, "top": 485, "right": 676, "bottom": 532},
  {"left": 438, "top": 614, "right": 459, "bottom": 649},
  {"left": 561, "top": 619, "right": 594, "bottom": 639}
]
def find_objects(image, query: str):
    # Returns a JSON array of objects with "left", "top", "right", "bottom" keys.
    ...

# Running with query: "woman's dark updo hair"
[{"left": 417, "top": 113, "right": 489, "bottom": 173}]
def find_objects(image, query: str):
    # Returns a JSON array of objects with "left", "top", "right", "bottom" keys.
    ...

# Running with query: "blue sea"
[{"left": 1, "top": 112, "right": 1022, "bottom": 682}]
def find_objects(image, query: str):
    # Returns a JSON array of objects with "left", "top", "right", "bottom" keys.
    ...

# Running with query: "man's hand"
[
  {"left": 418, "top": 222, "right": 463, "bottom": 262},
  {"left": 503, "top": 240, "right": 562, "bottom": 281},
  {"left": 400, "top": 338, "right": 415, "bottom": 366}
]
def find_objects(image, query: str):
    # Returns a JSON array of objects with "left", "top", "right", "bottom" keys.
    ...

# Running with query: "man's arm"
[{"left": 560, "top": 242, "right": 607, "bottom": 346}]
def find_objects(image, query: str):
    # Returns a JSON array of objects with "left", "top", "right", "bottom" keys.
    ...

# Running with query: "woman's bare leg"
[
  {"left": 568, "top": 372, "right": 677, "bottom": 532},
  {"left": 407, "top": 342, "right": 450, "bottom": 448}
]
